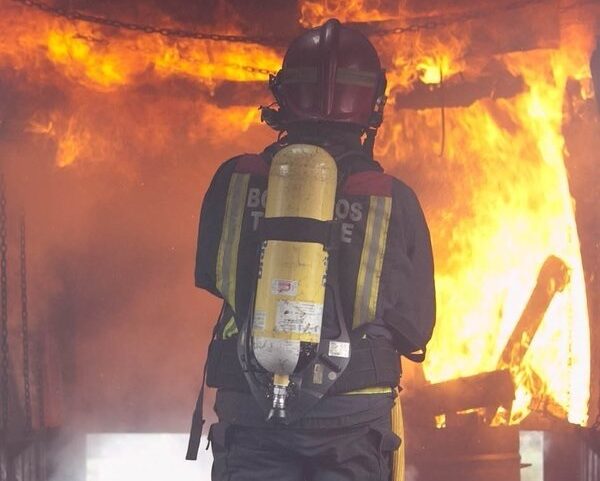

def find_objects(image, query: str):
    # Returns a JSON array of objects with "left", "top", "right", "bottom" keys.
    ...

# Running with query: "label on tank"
[
  {"left": 271, "top": 279, "right": 299, "bottom": 296},
  {"left": 275, "top": 300, "right": 323, "bottom": 336}
]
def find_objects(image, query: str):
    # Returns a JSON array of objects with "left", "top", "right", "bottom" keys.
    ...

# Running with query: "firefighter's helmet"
[{"left": 262, "top": 19, "right": 387, "bottom": 131}]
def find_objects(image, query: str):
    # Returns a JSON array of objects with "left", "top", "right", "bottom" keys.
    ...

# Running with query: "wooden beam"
[
  {"left": 466, "top": 0, "right": 560, "bottom": 57},
  {"left": 403, "top": 369, "right": 515, "bottom": 417},
  {"left": 394, "top": 69, "right": 525, "bottom": 110},
  {"left": 350, "top": 0, "right": 559, "bottom": 57},
  {"left": 498, "top": 255, "right": 570, "bottom": 368}
]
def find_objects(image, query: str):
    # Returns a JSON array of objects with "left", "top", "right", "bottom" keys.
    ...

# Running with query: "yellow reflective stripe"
[
  {"left": 336, "top": 68, "right": 378, "bottom": 87},
  {"left": 391, "top": 393, "right": 405, "bottom": 481},
  {"left": 352, "top": 196, "right": 392, "bottom": 328},
  {"left": 216, "top": 173, "right": 250, "bottom": 310},
  {"left": 222, "top": 315, "right": 238, "bottom": 339},
  {"left": 282, "top": 67, "right": 318, "bottom": 83},
  {"left": 353, "top": 199, "right": 375, "bottom": 328},
  {"left": 368, "top": 196, "right": 391, "bottom": 321},
  {"left": 341, "top": 386, "right": 394, "bottom": 395}
]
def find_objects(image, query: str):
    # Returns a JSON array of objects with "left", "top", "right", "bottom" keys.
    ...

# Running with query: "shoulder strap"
[
  {"left": 185, "top": 356, "right": 209, "bottom": 460},
  {"left": 185, "top": 306, "right": 224, "bottom": 461}
]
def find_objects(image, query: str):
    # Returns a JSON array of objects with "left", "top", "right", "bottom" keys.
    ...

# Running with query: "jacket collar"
[{"left": 261, "top": 136, "right": 383, "bottom": 177}]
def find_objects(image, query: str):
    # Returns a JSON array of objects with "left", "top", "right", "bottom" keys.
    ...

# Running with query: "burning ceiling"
[{"left": 0, "top": 0, "right": 597, "bottom": 432}]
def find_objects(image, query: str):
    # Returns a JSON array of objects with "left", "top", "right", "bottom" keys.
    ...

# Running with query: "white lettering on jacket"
[{"left": 246, "top": 188, "right": 363, "bottom": 243}]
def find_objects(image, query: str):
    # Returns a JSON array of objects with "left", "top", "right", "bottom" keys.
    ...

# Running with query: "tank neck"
[{"left": 283, "top": 122, "right": 364, "bottom": 151}]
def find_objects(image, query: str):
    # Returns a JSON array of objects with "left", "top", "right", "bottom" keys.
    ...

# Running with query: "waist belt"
[
  {"left": 330, "top": 336, "right": 401, "bottom": 394},
  {"left": 205, "top": 335, "right": 401, "bottom": 394},
  {"left": 187, "top": 332, "right": 401, "bottom": 460}
]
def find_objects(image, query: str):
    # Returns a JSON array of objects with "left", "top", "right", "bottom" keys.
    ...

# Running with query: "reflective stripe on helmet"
[
  {"left": 336, "top": 68, "right": 379, "bottom": 87},
  {"left": 280, "top": 67, "right": 379, "bottom": 88},
  {"left": 280, "top": 67, "right": 318, "bottom": 84}
]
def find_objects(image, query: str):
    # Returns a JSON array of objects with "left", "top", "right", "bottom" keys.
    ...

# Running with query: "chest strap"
[{"left": 259, "top": 216, "right": 340, "bottom": 250}]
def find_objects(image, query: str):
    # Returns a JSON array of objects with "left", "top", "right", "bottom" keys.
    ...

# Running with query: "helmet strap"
[
  {"left": 369, "top": 70, "right": 388, "bottom": 129},
  {"left": 362, "top": 127, "right": 378, "bottom": 158},
  {"left": 362, "top": 69, "right": 387, "bottom": 156},
  {"left": 260, "top": 72, "right": 287, "bottom": 131}
]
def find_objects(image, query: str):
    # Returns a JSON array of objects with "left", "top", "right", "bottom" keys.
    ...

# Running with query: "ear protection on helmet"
[
  {"left": 259, "top": 73, "right": 284, "bottom": 130},
  {"left": 369, "top": 70, "right": 387, "bottom": 129}
]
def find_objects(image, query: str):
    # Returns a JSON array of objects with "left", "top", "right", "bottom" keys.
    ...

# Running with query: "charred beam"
[
  {"left": 467, "top": 0, "right": 559, "bottom": 57},
  {"left": 395, "top": 70, "right": 525, "bottom": 110},
  {"left": 403, "top": 369, "right": 515, "bottom": 417},
  {"left": 499, "top": 255, "right": 570, "bottom": 368},
  {"left": 47, "top": 0, "right": 297, "bottom": 48},
  {"left": 354, "top": 0, "right": 559, "bottom": 57},
  {"left": 404, "top": 0, "right": 514, "bottom": 13}
]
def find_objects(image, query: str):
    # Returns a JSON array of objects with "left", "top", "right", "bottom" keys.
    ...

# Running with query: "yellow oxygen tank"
[{"left": 252, "top": 144, "right": 337, "bottom": 421}]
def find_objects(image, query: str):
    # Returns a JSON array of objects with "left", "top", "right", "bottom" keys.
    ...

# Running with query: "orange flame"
[
  {"left": 299, "top": 0, "right": 397, "bottom": 27},
  {"left": 300, "top": 0, "right": 595, "bottom": 425},
  {"left": 1, "top": 0, "right": 595, "bottom": 426},
  {"left": 0, "top": 3, "right": 280, "bottom": 90},
  {"left": 393, "top": 29, "right": 593, "bottom": 428}
]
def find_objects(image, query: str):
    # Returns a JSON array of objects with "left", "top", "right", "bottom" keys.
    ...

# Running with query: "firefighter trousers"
[{"left": 209, "top": 413, "right": 400, "bottom": 481}]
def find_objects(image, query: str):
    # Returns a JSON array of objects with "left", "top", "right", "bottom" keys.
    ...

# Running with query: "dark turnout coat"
[{"left": 195, "top": 140, "right": 435, "bottom": 395}]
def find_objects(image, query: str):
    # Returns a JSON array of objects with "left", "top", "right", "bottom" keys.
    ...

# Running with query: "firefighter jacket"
[{"left": 195, "top": 140, "right": 435, "bottom": 394}]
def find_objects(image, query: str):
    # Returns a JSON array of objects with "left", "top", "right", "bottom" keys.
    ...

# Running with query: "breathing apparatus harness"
[{"left": 236, "top": 197, "right": 351, "bottom": 424}]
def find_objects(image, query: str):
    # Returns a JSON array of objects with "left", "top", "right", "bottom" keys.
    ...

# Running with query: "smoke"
[
  {"left": 0, "top": 3, "right": 278, "bottom": 477},
  {"left": 405, "top": 464, "right": 420, "bottom": 481},
  {"left": 43, "top": 432, "right": 212, "bottom": 481},
  {"left": 0, "top": 2, "right": 598, "bottom": 479},
  {"left": 1, "top": 66, "right": 275, "bottom": 436}
]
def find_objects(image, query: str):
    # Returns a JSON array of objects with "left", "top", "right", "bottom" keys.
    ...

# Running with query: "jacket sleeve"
[
  {"left": 381, "top": 180, "right": 436, "bottom": 355},
  {"left": 194, "top": 158, "right": 238, "bottom": 297}
]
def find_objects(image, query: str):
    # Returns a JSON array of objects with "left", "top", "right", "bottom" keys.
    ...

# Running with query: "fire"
[
  {"left": 0, "top": 0, "right": 595, "bottom": 426},
  {"left": 0, "top": 5, "right": 280, "bottom": 90},
  {"left": 300, "top": 0, "right": 396, "bottom": 27},
  {"left": 0, "top": 1, "right": 279, "bottom": 166},
  {"left": 302, "top": 0, "right": 594, "bottom": 425},
  {"left": 55, "top": 116, "right": 92, "bottom": 168},
  {"left": 382, "top": 27, "right": 592, "bottom": 427},
  {"left": 46, "top": 30, "right": 130, "bottom": 89}
]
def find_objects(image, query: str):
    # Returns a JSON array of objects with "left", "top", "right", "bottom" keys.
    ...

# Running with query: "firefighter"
[{"left": 187, "top": 18, "right": 436, "bottom": 481}]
